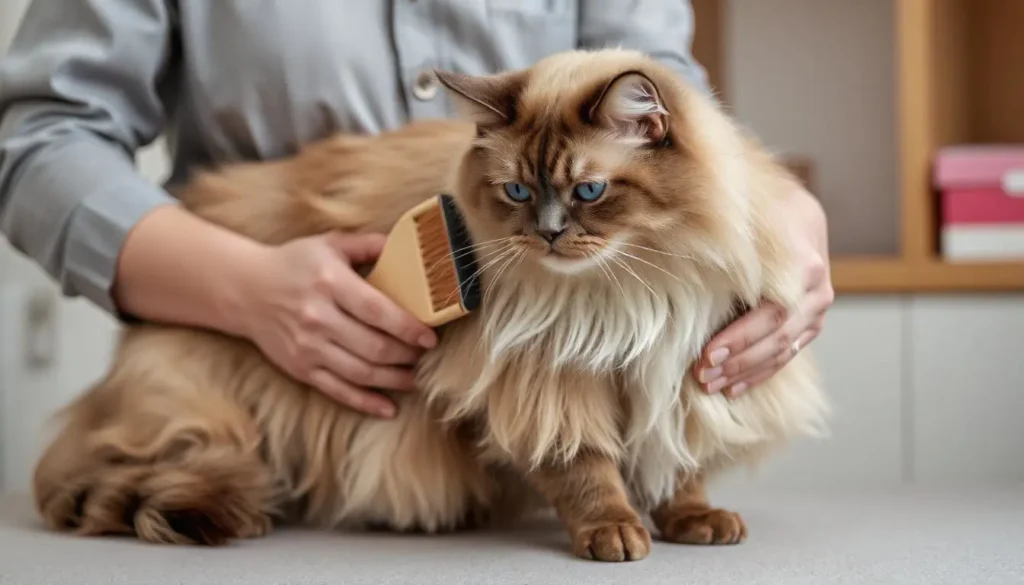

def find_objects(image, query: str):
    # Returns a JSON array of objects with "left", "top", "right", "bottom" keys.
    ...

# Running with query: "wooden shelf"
[
  {"left": 690, "top": 0, "right": 1024, "bottom": 295},
  {"left": 832, "top": 257, "right": 1024, "bottom": 294},
  {"left": 834, "top": 0, "right": 1024, "bottom": 295}
]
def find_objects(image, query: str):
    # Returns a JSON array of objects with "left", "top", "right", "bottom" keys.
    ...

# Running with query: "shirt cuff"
[
  {"left": 8, "top": 138, "right": 177, "bottom": 316},
  {"left": 64, "top": 170, "right": 177, "bottom": 316}
]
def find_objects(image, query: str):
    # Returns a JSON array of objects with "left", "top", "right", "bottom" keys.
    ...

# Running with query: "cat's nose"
[
  {"left": 538, "top": 227, "right": 566, "bottom": 244},
  {"left": 536, "top": 199, "right": 567, "bottom": 244}
]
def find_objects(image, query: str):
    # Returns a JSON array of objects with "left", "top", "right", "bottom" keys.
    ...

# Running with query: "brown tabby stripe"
[
  {"left": 613, "top": 176, "right": 670, "bottom": 211},
  {"left": 536, "top": 130, "right": 553, "bottom": 193},
  {"left": 553, "top": 148, "right": 574, "bottom": 187},
  {"left": 520, "top": 127, "right": 574, "bottom": 191}
]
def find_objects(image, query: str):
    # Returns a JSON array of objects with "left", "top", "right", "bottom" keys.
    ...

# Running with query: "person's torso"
[{"left": 163, "top": 0, "right": 579, "bottom": 184}]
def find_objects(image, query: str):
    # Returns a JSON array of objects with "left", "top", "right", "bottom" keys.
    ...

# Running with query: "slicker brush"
[{"left": 365, "top": 194, "right": 482, "bottom": 327}]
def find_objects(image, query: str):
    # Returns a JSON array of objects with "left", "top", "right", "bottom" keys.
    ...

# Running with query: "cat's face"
[
  {"left": 457, "top": 113, "right": 675, "bottom": 276},
  {"left": 438, "top": 50, "right": 727, "bottom": 278}
]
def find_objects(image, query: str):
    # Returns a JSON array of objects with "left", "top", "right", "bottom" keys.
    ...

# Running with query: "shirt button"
[{"left": 413, "top": 69, "right": 439, "bottom": 101}]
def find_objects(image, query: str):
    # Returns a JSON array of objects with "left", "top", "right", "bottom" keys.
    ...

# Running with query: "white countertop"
[{"left": 2, "top": 487, "right": 1022, "bottom": 584}]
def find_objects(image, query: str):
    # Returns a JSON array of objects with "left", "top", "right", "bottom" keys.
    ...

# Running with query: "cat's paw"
[
  {"left": 659, "top": 508, "right": 747, "bottom": 545},
  {"left": 572, "top": 521, "right": 652, "bottom": 562},
  {"left": 236, "top": 512, "right": 273, "bottom": 539}
]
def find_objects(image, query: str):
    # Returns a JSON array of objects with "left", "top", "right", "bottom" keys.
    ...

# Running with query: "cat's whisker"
[
  {"left": 445, "top": 245, "right": 518, "bottom": 307},
  {"left": 424, "top": 237, "right": 514, "bottom": 276},
  {"left": 434, "top": 237, "right": 509, "bottom": 272},
  {"left": 464, "top": 235, "right": 517, "bottom": 249},
  {"left": 438, "top": 242, "right": 516, "bottom": 307},
  {"left": 448, "top": 237, "right": 513, "bottom": 258},
  {"left": 587, "top": 250, "right": 612, "bottom": 285},
  {"left": 485, "top": 248, "right": 523, "bottom": 304},
  {"left": 512, "top": 246, "right": 529, "bottom": 271},
  {"left": 609, "top": 253, "right": 658, "bottom": 299},
  {"left": 586, "top": 235, "right": 695, "bottom": 262},
  {"left": 616, "top": 241, "right": 699, "bottom": 262},
  {"left": 590, "top": 249, "right": 627, "bottom": 300},
  {"left": 609, "top": 253, "right": 676, "bottom": 329},
  {"left": 651, "top": 234, "right": 724, "bottom": 272},
  {"left": 589, "top": 249, "right": 612, "bottom": 283},
  {"left": 603, "top": 258, "right": 627, "bottom": 300},
  {"left": 471, "top": 248, "right": 518, "bottom": 291},
  {"left": 494, "top": 249, "right": 522, "bottom": 281},
  {"left": 459, "top": 241, "right": 517, "bottom": 273},
  {"left": 612, "top": 249, "right": 686, "bottom": 285}
]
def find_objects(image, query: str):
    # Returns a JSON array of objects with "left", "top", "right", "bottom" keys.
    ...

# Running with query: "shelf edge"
[{"left": 832, "top": 257, "right": 1024, "bottom": 294}]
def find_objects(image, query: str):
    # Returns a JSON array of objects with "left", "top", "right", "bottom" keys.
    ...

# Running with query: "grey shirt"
[{"left": 0, "top": 0, "right": 708, "bottom": 315}]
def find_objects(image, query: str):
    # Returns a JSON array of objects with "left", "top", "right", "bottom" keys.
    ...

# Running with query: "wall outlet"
[
  {"left": 24, "top": 289, "right": 57, "bottom": 370},
  {"left": 1, "top": 282, "right": 119, "bottom": 492}
]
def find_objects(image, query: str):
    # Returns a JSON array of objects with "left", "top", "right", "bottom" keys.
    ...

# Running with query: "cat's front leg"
[
  {"left": 525, "top": 451, "right": 651, "bottom": 562},
  {"left": 651, "top": 471, "right": 747, "bottom": 545}
]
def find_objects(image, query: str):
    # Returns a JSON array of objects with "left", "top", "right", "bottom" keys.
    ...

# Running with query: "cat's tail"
[{"left": 32, "top": 385, "right": 278, "bottom": 545}]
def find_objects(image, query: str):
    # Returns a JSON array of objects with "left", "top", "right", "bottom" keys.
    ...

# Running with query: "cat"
[{"left": 31, "top": 47, "right": 828, "bottom": 562}]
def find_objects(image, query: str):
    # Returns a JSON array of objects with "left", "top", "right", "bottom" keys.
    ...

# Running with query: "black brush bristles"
[{"left": 438, "top": 194, "right": 481, "bottom": 312}]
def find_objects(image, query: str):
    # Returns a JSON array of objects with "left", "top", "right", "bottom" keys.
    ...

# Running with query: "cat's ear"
[
  {"left": 435, "top": 69, "right": 527, "bottom": 129},
  {"left": 586, "top": 71, "right": 669, "bottom": 144}
]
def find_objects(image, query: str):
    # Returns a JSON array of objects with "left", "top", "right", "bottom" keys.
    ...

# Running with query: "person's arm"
[
  {"left": 0, "top": 0, "right": 267, "bottom": 365},
  {"left": 0, "top": 0, "right": 178, "bottom": 315},
  {"left": 578, "top": 0, "right": 712, "bottom": 95},
  {"left": 0, "top": 0, "right": 437, "bottom": 417}
]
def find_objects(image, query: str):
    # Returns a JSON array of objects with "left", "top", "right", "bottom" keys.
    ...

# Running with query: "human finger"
[
  {"left": 331, "top": 269, "right": 439, "bottom": 350},
  {"left": 721, "top": 364, "right": 776, "bottom": 400},
  {"left": 793, "top": 317, "right": 824, "bottom": 355},
  {"left": 299, "top": 300, "right": 423, "bottom": 366},
  {"left": 704, "top": 302, "right": 789, "bottom": 363},
  {"left": 722, "top": 321, "right": 823, "bottom": 399},
  {"left": 326, "top": 232, "right": 388, "bottom": 266},
  {"left": 701, "top": 313, "right": 807, "bottom": 393},
  {"left": 317, "top": 342, "right": 419, "bottom": 393},
  {"left": 695, "top": 303, "right": 788, "bottom": 383},
  {"left": 307, "top": 368, "right": 397, "bottom": 418}
]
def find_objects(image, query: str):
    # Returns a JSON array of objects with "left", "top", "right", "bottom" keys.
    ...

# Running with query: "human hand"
[
  {"left": 694, "top": 188, "right": 833, "bottom": 399},
  {"left": 234, "top": 231, "right": 438, "bottom": 417}
]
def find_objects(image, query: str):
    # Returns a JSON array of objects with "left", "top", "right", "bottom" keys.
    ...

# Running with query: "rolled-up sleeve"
[
  {"left": 0, "top": 0, "right": 177, "bottom": 314},
  {"left": 578, "top": 0, "right": 711, "bottom": 95}
]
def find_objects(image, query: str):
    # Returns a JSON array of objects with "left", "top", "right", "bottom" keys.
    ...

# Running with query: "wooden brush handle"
[{"left": 364, "top": 202, "right": 434, "bottom": 325}]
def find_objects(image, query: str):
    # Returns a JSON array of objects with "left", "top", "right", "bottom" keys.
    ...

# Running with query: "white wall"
[
  {"left": 715, "top": 294, "right": 1024, "bottom": 494},
  {"left": 725, "top": 0, "right": 899, "bottom": 256},
  {"left": 2, "top": 0, "right": 1023, "bottom": 496}
]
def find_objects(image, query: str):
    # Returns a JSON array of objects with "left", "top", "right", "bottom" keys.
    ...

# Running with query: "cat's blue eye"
[
  {"left": 503, "top": 182, "right": 532, "bottom": 202},
  {"left": 573, "top": 181, "right": 608, "bottom": 202}
]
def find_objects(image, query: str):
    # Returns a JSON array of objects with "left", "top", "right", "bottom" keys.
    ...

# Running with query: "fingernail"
[
  {"left": 698, "top": 367, "right": 722, "bottom": 384},
  {"left": 707, "top": 377, "right": 729, "bottom": 393},
  {"left": 378, "top": 402, "right": 396, "bottom": 418},
  {"left": 708, "top": 347, "right": 730, "bottom": 367},
  {"left": 419, "top": 332, "right": 437, "bottom": 349},
  {"left": 728, "top": 382, "right": 748, "bottom": 398}
]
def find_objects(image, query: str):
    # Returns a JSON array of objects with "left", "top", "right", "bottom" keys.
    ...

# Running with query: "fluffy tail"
[{"left": 33, "top": 387, "right": 277, "bottom": 545}]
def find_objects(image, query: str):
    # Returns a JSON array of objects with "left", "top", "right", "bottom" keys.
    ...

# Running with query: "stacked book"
[{"left": 934, "top": 145, "right": 1024, "bottom": 261}]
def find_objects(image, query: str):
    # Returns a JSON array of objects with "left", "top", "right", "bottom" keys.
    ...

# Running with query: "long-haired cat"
[{"left": 32, "top": 48, "right": 827, "bottom": 562}]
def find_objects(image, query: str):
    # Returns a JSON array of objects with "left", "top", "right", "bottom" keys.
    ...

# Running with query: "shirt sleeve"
[
  {"left": 0, "top": 0, "right": 178, "bottom": 315},
  {"left": 577, "top": 0, "right": 712, "bottom": 95}
]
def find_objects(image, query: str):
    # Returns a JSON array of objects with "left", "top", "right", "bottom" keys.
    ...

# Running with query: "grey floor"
[{"left": 2, "top": 486, "right": 1022, "bottom": 585}]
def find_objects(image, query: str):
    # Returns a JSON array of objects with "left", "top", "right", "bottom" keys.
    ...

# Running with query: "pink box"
[{"left": 933, "top": 145, "right": 1024, "bottom": 261}]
